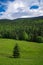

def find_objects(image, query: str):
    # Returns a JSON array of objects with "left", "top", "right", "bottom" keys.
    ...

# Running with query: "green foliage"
[
  {"left": 0, "top": 18, "right": 43, "bottom": 42},
  {"left": 36, "top": 36, "right": 43, "bottom": 43},
  {"left": 19, "top": 31, "right": 28, "bottom": 40},
  {"left": 13, "top": 43, "right": 20, "bottom": 58},
  {"left": 23, "top": 31, "right": 28, "bottom": 40}
]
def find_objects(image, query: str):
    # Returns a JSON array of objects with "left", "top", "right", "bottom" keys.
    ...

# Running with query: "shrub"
[{"left": 36, "top": 36, "right": 43, "bottom": 43}]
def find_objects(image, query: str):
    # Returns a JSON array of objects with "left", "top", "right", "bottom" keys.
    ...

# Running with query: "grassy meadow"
[{"left": 0, "top": 38, "right": 43, "bottom": 65}]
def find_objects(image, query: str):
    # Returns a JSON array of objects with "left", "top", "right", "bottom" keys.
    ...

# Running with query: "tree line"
[{"left": 0, "top": 18, "right": 43, "bottom": 43}]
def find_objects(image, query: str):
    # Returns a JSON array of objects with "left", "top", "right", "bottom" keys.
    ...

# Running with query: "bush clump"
[{"left": 36, "top": 36, "right": 43, "bottom": 43}]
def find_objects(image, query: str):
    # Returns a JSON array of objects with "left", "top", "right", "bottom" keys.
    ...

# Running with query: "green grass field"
[{"left": 0, "top": 38, "right": 43, "bottom": 65}]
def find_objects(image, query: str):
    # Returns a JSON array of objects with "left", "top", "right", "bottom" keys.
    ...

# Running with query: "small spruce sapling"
[{"left": 13, "top": 43, "right": 20, "bottom": 58}]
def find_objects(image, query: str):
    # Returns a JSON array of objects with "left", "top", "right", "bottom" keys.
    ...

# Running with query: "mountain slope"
[{"left": 0, "top": 16, "right": 43, "bottom": 42}]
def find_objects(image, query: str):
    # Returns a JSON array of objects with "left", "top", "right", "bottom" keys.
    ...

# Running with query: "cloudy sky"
[{"left": 0, "top": 0, "right": 43, "bottom": 20}]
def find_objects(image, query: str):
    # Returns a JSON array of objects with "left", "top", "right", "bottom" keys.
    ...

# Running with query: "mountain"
[{"left": 0, "top": 16, "right": 43, "bottom": 22}]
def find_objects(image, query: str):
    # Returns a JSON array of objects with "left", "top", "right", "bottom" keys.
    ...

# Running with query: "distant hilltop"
[{"left": 0, "top": 16, "right": 43, "bottom": 21}]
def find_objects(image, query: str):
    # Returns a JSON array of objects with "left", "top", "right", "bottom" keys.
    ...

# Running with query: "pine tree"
[{"left": 13, "top": 43, "right": 20, "bottom": 58}]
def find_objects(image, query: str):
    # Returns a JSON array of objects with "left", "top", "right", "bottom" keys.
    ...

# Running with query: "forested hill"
[
  {"left": 0, "top": 16, "right": 43, "bottom": 43},
  {"left": 0, "top": 16, "right": 43, "bottom": 22}
]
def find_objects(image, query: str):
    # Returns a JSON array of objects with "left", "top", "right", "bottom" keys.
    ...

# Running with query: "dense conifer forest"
[{"left": 0, "top": 17, "right": 43, "bottom": 42}]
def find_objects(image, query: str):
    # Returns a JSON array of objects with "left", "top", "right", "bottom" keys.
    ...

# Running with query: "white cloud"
[{"left": 0, "top": 0, "right": 43, "bottom": 20}]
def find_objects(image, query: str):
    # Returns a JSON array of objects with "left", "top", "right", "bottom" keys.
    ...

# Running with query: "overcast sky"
[{"left": 0, "top": 0, "right": 43, "bottom": 20}]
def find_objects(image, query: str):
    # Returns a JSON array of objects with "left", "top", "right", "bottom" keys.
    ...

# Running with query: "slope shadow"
[{"left": 0, "top": 53, "right": 13, "bottom": 58}]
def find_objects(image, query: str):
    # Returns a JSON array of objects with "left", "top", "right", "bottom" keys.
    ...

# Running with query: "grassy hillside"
[{"left": 0, "top": 39, "right": 43, "bottom": 65}]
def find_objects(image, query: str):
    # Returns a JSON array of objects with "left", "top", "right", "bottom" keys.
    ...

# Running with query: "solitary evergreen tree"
[{"left": 13, "top": 43, "right": 20, "bottom": 58}]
